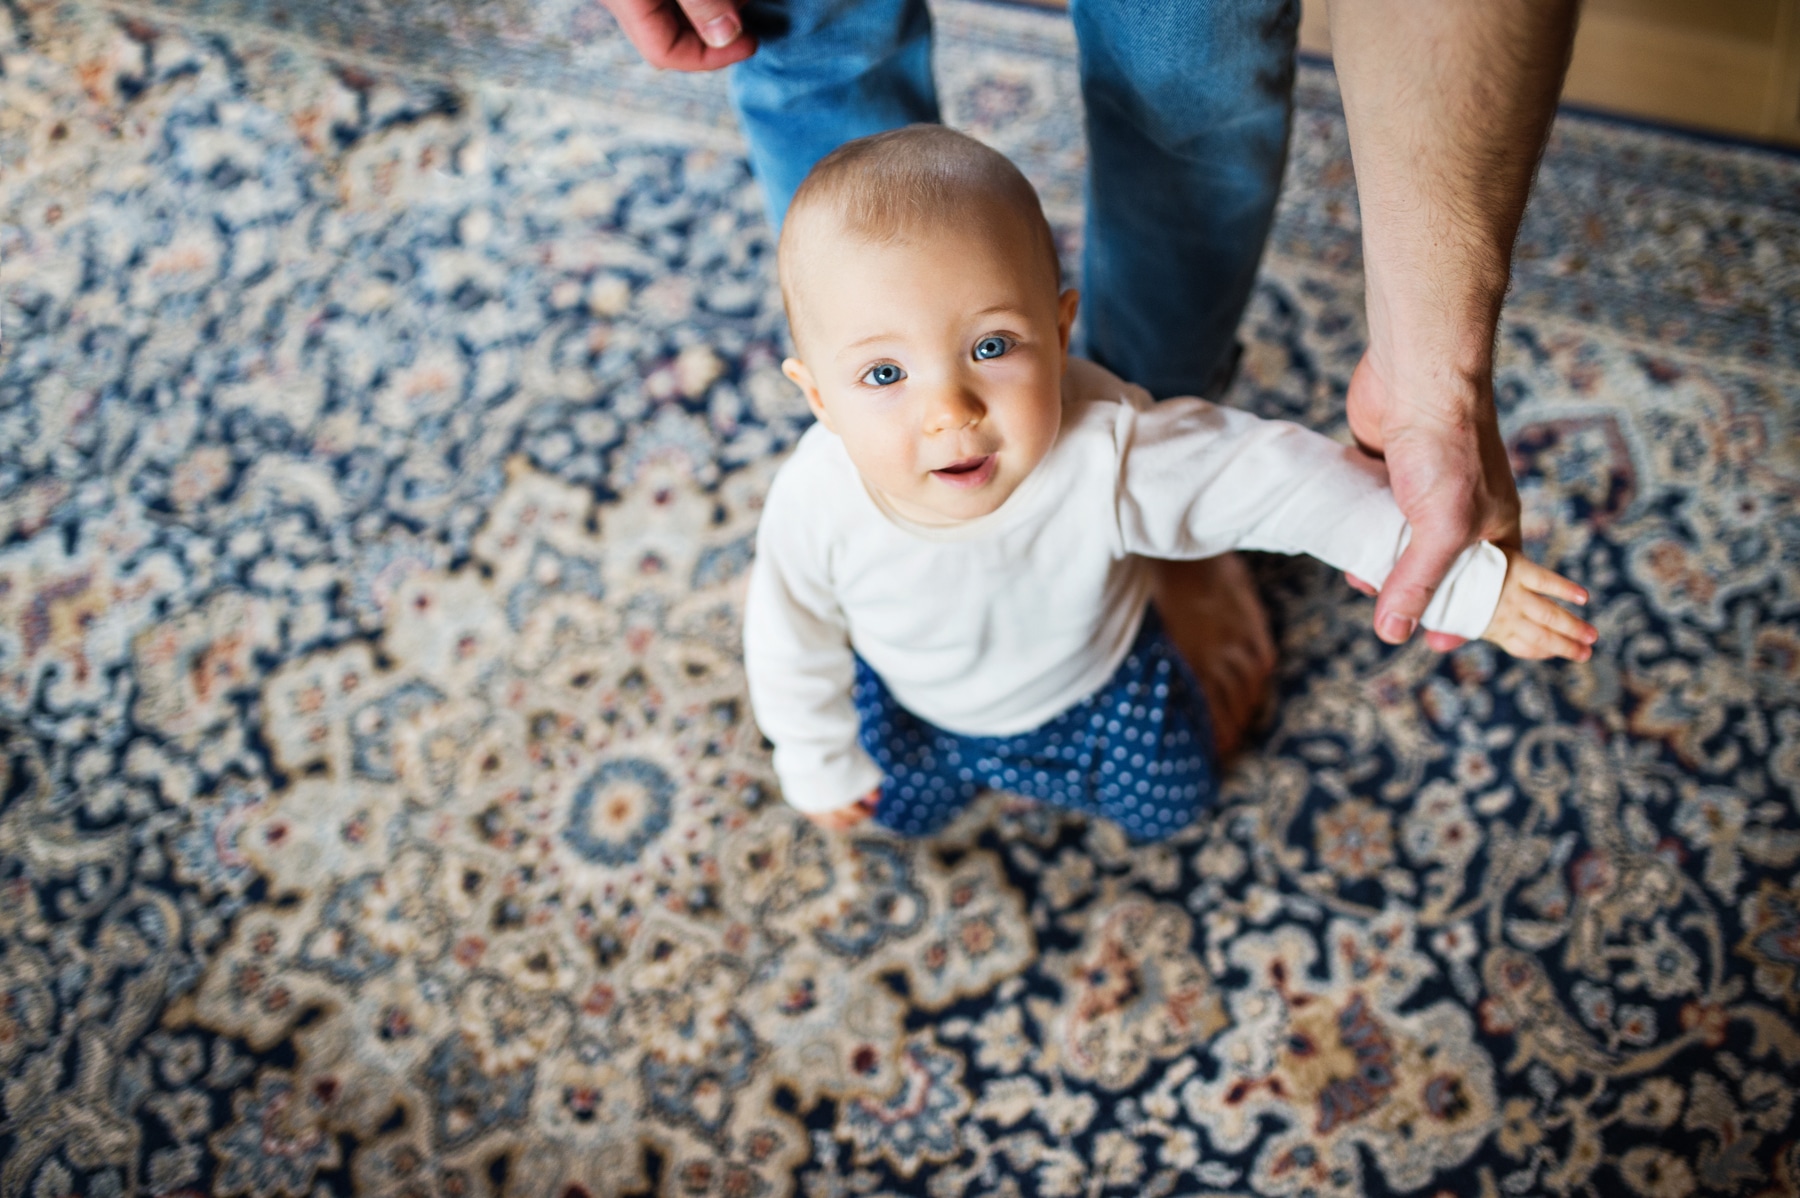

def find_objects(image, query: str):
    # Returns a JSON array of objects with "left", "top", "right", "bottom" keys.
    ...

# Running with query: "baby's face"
[{"left": 782, "top": 216, "right": 1077, "bottom": 525}]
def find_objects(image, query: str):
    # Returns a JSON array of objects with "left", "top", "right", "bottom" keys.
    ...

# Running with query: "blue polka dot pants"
[{"left": 852, "top": 607, "right": 1218, "bottom": 843}]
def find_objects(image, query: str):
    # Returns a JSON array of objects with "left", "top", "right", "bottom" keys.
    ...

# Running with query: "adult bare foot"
[{"left": 1148, "top": 554, "right": 1276, "bottom": 761}]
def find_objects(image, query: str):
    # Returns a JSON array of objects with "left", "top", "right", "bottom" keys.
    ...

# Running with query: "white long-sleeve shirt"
[{"left": 744, "top": 357, "right": 1506, "bottom": 814}]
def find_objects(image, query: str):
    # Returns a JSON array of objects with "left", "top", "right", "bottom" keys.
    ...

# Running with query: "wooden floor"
[
  {"left": 1302, "top": 0, "right": 1800, "bottom": 148},
  {"left": 1567, "top": 0, "right": 1798, "bottom": 145}
]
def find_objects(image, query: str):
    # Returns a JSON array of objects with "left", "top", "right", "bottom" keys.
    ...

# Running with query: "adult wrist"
[
  {"left": 1360, "top": 330, "right": 1498, "bottom": 419},
  {"left": 1361, "top": 238, "right": 1511, "bottom": 384}
]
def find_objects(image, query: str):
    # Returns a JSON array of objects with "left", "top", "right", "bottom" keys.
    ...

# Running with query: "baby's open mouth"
[{"left": 931, "top": 454, "right": 996, "bottom": 489}]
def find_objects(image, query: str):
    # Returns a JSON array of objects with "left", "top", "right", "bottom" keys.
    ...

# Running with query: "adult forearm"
[
  {"left": 1326, "top": 0, "right": 1576, "bottom": 645},
  {"left": 1329, "top": 0, "right": 1577, "bottom": 384}
]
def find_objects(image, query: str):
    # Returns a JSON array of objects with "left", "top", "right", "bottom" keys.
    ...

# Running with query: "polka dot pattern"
[{"left": 852, "top": 608, "right": 1218, "bottom": 842}]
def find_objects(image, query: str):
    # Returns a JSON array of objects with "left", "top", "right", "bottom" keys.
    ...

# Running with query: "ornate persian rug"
[{"left": 3, "top": 1, "right": 1799, "bottom": 1194}]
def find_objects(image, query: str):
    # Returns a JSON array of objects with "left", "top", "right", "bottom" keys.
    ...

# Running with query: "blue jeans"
[{"left": 730, "top": 0, "right": 1298, "bottom": 398}]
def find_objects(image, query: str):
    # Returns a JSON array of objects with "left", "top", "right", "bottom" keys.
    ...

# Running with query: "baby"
[{"left": 744, "top": 125, "right": 1595, "bottom": 840}]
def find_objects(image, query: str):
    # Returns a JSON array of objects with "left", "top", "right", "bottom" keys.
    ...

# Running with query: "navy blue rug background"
[{"left": 2, "top": 2, "right": 1798, "bottom": 1195}]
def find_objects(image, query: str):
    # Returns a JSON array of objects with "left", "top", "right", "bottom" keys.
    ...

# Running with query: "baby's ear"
[
  {"left": 1056, "top": 289, "right": 1080, "bottom": 359},
  {"left": 782, "top": 358, "right": 832, "bottom": 429}
]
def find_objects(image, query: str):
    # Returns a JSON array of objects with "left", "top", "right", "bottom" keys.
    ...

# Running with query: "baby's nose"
[{"left": 923, "top": 386, "right": 984, "bottom": 433}]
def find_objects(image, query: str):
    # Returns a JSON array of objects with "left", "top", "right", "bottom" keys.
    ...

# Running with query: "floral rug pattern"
[{"left": 2, "top": 1, "right": 1799, "bottom": 1196}]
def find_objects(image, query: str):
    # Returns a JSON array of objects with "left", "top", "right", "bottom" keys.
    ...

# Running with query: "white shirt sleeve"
[
  {"left": 1112, "top": 397, "right": 1508, "bottom": 642},
  {"left": 742, "top": 472, "right": 885, "bottom": 815}
]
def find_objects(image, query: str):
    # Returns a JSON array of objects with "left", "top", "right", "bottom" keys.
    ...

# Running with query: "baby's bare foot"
[
  {"left": 805, "top": 789, "right": 880, "bottom": 831},
  {"left": 1148, "top": 554, "right": 1276, "bottom": 761}
]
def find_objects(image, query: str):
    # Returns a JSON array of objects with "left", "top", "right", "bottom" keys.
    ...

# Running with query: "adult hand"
[
  {"left": 1325, "top": 0, "right": 1573, "bottom": 651},
  {"left": 600, "top": 0, "right": 755, "bottom": 71},
  {"left": 1344, "top": 349, "right": 1521, "bottom": 651}
]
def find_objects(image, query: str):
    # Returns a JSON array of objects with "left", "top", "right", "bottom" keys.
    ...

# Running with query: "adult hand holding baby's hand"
[
  {"left": 805, "top": 788, "right": 881, "bottom": 832},
  {"left": 1482, "top": 549, "right": 1596, "bottom": 662},
  {"left": 1344, "top": 350, "right": 1523, "bottom": 652},
  {"left": 599, "top": 0, "right": 754, "bottom": 71}
]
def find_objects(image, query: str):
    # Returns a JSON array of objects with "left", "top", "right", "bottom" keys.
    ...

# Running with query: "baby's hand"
[
  {"left": 1482, "top": 549, "right": 1598, "bottom": 662},
  {"left": 805, "top": 788, "right": 881, "bottom": 831}
]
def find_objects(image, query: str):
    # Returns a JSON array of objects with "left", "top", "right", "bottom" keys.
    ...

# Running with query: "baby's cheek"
[
  {"left": 867, "top": 420, "right": 922, "bottom": 475},
  {"left": 1007, "top": 394, "right": 1061, "bottom": 471},
  {"left": 841, "top": 419, "right": 926, "bottom": 495}
]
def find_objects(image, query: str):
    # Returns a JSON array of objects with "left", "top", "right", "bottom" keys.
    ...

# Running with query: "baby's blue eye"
[
  {"left": 974, "top": 336, "right": 1011, "bottom": 361},
  {"left": 863, "top": 363, "right": 905, "bottom": 386}
]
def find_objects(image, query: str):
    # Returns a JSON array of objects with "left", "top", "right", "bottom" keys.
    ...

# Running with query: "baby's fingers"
[
  {"left": 1501, "top": 622, "right": 1589, "bottom": 662},
  {"left": 1526, "top": 592, "right": 1597, "bottom": 646},
  {"left": 1514, "top": 593, "right": 1597, "bottom": 661},
  {"left": 1512, "top": 557, "right": 1589, "bottom": 605}
]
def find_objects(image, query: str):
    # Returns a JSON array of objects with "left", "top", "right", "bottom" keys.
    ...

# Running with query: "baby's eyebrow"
[
  {"left": 839, "top": 331, "right": 900, "bottom": 355},
  {"left": 833, "top": 303, "right": 1034, "bottom": 359}
]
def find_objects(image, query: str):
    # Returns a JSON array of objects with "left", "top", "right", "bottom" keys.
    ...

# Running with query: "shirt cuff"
[
  {"left": 774, "top": 744, "right": 886, "bottom": 815},
  {"left": 1419, "top": 540, "right": 1508, "bottom": 641}
]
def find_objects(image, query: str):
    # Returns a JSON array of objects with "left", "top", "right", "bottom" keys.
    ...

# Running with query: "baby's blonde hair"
[{"left": 777, "top": 125, "right": 1061, "bottom": 338}]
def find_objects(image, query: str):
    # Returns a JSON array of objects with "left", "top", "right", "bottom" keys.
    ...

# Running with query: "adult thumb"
[{"left": 1374, "top": 524, "right": 1466, "bottom": 645}]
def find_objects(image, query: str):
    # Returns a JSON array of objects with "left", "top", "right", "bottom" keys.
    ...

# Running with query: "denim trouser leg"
[
  {"left": 729, "top": 0, "right": 940, "bottom": 227},
  {"left": 1071, "top": 0, "right": 1298, "bottom": 399},
  {"left": 728, "top": 0, "right": 1296, "bottom": 393}
]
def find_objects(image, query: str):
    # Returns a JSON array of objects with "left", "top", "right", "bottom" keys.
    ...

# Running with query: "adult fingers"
[
  {"left": 676, "top": 0, "right": 747, "bottom": 49},
  {"left": 1345, "top": 572, "right": 1378, "bottom": 597},
  {"left": 1472, "top": 404, "right": 1523, "bottom": 546},
  {"left": 602, "top": 0, "right": 753, "bottom": 71}
]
